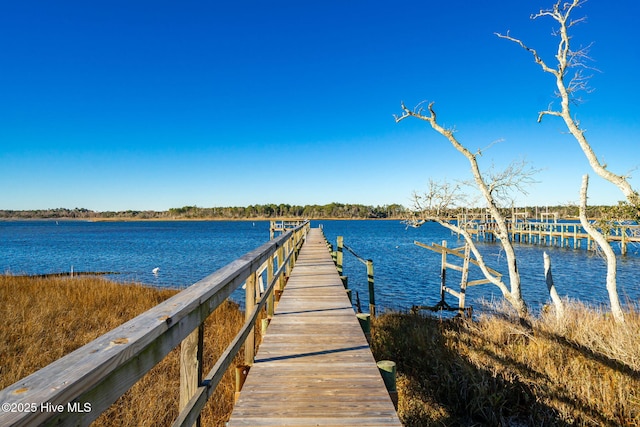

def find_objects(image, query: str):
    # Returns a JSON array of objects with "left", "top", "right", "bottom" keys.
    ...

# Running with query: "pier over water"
[{"left": 228, "top": 228, "right": 401, "bottom": 426}]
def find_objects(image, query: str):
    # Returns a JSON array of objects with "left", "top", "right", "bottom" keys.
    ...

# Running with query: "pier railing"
[
  {"left": 0, "top": 221, "right": 310, "bottom": 427},
  {"left": 331, "top": 236, "right": 376, "bottom": 317}
]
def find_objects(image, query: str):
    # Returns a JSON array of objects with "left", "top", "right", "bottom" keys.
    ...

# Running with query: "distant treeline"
[
  {"left": 0, "top": 203, "right": 407, "bottom": 220},
  {"left": 0, "top": 202, "right": 635, "bottom": 221}
]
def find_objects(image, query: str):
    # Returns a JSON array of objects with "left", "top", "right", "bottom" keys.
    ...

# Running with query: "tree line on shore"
[
  {"left": 0, "top": 202, "right": 634, "bottom": 221},
  {"left": 0, "top": 203, "right": 406, "bottom": 220}
]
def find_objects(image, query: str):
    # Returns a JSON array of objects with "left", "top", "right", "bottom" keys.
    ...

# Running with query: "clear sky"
[{"left": 1, "top": 1, "right": 638, "bottom": 211}]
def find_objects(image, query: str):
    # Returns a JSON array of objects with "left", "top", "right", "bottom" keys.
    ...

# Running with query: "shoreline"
[{"left": 0, "top": 217, "right": 405, "bottom": 223}]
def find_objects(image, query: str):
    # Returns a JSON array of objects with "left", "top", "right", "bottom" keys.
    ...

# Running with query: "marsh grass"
[
  {"left": 372, "top": 302, "right": 640, "bottom": 426},
  {"left": 5, "top": 275, "right": 639, "bottom": 426},
  {"left": 0, "top": 275, "right": 247, "bottom": 426}
]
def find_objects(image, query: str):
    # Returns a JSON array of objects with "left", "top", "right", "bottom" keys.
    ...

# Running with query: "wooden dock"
[
  {"left": 227, "top": 228, "right": 402, "bottom": 427},
  {"left": 461, "top": 219, "right": 640, "bottom": 255}
]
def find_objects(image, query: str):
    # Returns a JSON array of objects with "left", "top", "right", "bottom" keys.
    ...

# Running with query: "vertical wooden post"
[
  {"left": 277, "top": 245, "right": 285, "bottom": 294},
  {"left": 287, "top": 235, "right": 295, "bottom": 273},
  {"left": 267, "top": 254, "right": 275, "bottom": 318},
  {"left": 180, "top": 325, "right": 204, "bottom": 427},
  {"left": 440, "top": 240, "right": 447, "bottom": 304},
  {"left": 367, "top": 259, "right": 375, "bottom": 317},
  {"left": 357, "top": 313, "right": 371, "bottom": 342},
  {"left": 245, "top": 272, "right": 256, "bottom": 365},
  {"left": 458, "top": 244, "right": 471, "bottom": 314},
  {"left": 283, "top": 238, "right": 291, "bottom": 279},
  {"left": 538, "top": 225, "right": 543, "bottom": 245},
  {"left": 377, "top": 360, "right": 398, "bottom": 409},
  {"left": 621, "top": 226, "right": 627, "bottom": 256},
  {"left": 235, "top": 364, "right": 250, "bottom": 402},
  {"left": 336, "top": 236, "right": 344, "bottom": 275}
]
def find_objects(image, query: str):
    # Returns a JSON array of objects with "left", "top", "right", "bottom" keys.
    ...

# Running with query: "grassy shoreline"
[
  {"left": 372, "top": 303, "right": 640, "bottom": 426},
  {"left": 2, "top": 276, "right": 639, "bottom": 426},
  {"left": 0, "top": 275, "right": 245, "bottom": 426}
]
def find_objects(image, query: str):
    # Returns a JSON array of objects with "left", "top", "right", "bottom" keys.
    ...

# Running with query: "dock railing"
[
  {"left": 0, "top": 221, "right": 310, "bottom": 427},
  {"left": 333, "top": 236, "right": 376, "bottom": 317}
]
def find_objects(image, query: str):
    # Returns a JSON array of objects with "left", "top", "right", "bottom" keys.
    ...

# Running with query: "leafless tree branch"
[
  {"left": 397, "top": 102, "right": 530, "bottom": 318},
  {"left": 498, "top": 0, "right": 638, "bottom": 209}
]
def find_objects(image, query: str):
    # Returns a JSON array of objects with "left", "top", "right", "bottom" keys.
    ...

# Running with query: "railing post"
[
  {"left": 458, "top": 244, "right": 470, "bottom": 314},
  {"left": 267, "top": 254, "right": 275, "bottom": 319},
  {"left": 336, "top": 236, "right": 344, "bottom": 275},
  {"left": 245, "top": 271, "right": 257, "bottom": 365},
  {"left": 288, "top": 234, "right": 295, "bottom": 272},
  {"left": 276, "top": 244, "right": 285, "bottom": 297},
  {"left": 440, "top": 240, "right": 447, "bottom": 305},
  {"left": 180, "top": 324, "right": 203, "bottom": 427},
  {"left": 367, "top": 259, "right": 375, "bottom": 317}
]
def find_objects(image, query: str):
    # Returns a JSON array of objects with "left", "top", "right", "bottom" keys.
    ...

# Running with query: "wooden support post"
[
  {"left": 284, "top": 239, "right": 290, "bottom": 276},
  {"left": 367, "top": 259, "right": 375, "bottom": 317},
  {"left": 267, "top": 254, "right": 275, "bottom": 318},
  {"left": 621, "top": 226, "right": 628, "bottom": 256},
  {"left": 245, "top": 272, "right": 256, "bottom": 365},
  {"left": 336, "top": 236, "right": 344, "bottom": 275},
  {"left": 458, "top": 244, "right": 471, "bottom": 314},
  {"left": 440, "top": 240, "right": 447, "bottom": 303},
  {"left": 180, "top": 325, "right": 204, "bottom": 427},
  {"left": 538, "top": 226, "right": 543, "bottom": 245},
  {"left": 356, "top": 313, "right": 371, "bottom": 342},
  {"left": 277, "top": 245, "right": 285, "bottom": 292},
  {"left": 287, "top": 237, "right": 295, "bottom": 273},
  {"left": 235, "top": 364, "right": 250, "bottom": 402},
  {"left": 377, "top": 360, "right": 398, "bottom": 409}
]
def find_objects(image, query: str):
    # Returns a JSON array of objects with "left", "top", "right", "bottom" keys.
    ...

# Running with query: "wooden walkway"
[{"left": 227, "top": 228, "right": 402, "bottom": 427}]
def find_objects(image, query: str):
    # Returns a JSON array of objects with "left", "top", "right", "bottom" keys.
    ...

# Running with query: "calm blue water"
[{"left": 1, "top": 220, "right": 638, "bottom": 312}]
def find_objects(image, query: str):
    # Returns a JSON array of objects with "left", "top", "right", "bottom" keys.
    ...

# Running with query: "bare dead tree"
[
  {"left": 579, "top": 174, "right": 624, "bottom": 323},
  {"left": 543, "top": 251, "right": 565, "bottom": 320},
  {"left": 395, "top": 103, "right": 529, "bottom": 318},
  {"left": 406, "top": 180, "right": 522, "bottom": 314},
  {"left": 497, "top": 0, "right": 636, "bottom": 323}
]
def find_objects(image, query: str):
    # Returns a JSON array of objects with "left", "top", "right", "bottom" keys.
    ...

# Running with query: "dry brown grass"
[
  {"left": 0, "top": 275, "right": 247, "bottom": 426},
  {"left": 372, "top": 302, "right": 640, "bottom": 426}
]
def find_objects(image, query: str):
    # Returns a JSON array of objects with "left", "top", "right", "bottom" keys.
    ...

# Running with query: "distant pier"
[{"left": 458, "top": 213, "right": 640, "bottom": 255}]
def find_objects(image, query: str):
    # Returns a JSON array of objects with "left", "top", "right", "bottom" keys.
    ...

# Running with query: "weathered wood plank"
[{"left": 227, "top": 228, "right": 401, "bottom": 427}]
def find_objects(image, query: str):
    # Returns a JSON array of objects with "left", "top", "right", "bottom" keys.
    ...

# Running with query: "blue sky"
[{"left": 1, "top": 1, "right": 638, "bottom": 211}]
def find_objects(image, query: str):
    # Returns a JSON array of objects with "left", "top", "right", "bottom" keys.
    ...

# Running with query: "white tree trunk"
[
  {"left": 543, "top": 251, "right": 565, "bottom": 320},
  {"left": 579, "top": 175, "right": 625, "bottom": 324},
  {"left": 396, "top": 103, "right": 528, "bottom": 318}
]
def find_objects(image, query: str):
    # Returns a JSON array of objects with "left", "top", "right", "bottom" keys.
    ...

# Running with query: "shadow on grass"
[{"left": 371, "top": 312, "right": 632, "bottom": 427}]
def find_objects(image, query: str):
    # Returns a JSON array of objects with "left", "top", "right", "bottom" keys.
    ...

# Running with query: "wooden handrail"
[{"left": 0, "top": 221, "right": 310, "bottom": 427}]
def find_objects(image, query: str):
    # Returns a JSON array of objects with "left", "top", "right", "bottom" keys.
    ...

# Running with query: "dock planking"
[{"left": 227, "top": 228, "right": 402, "bottom": 427}]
